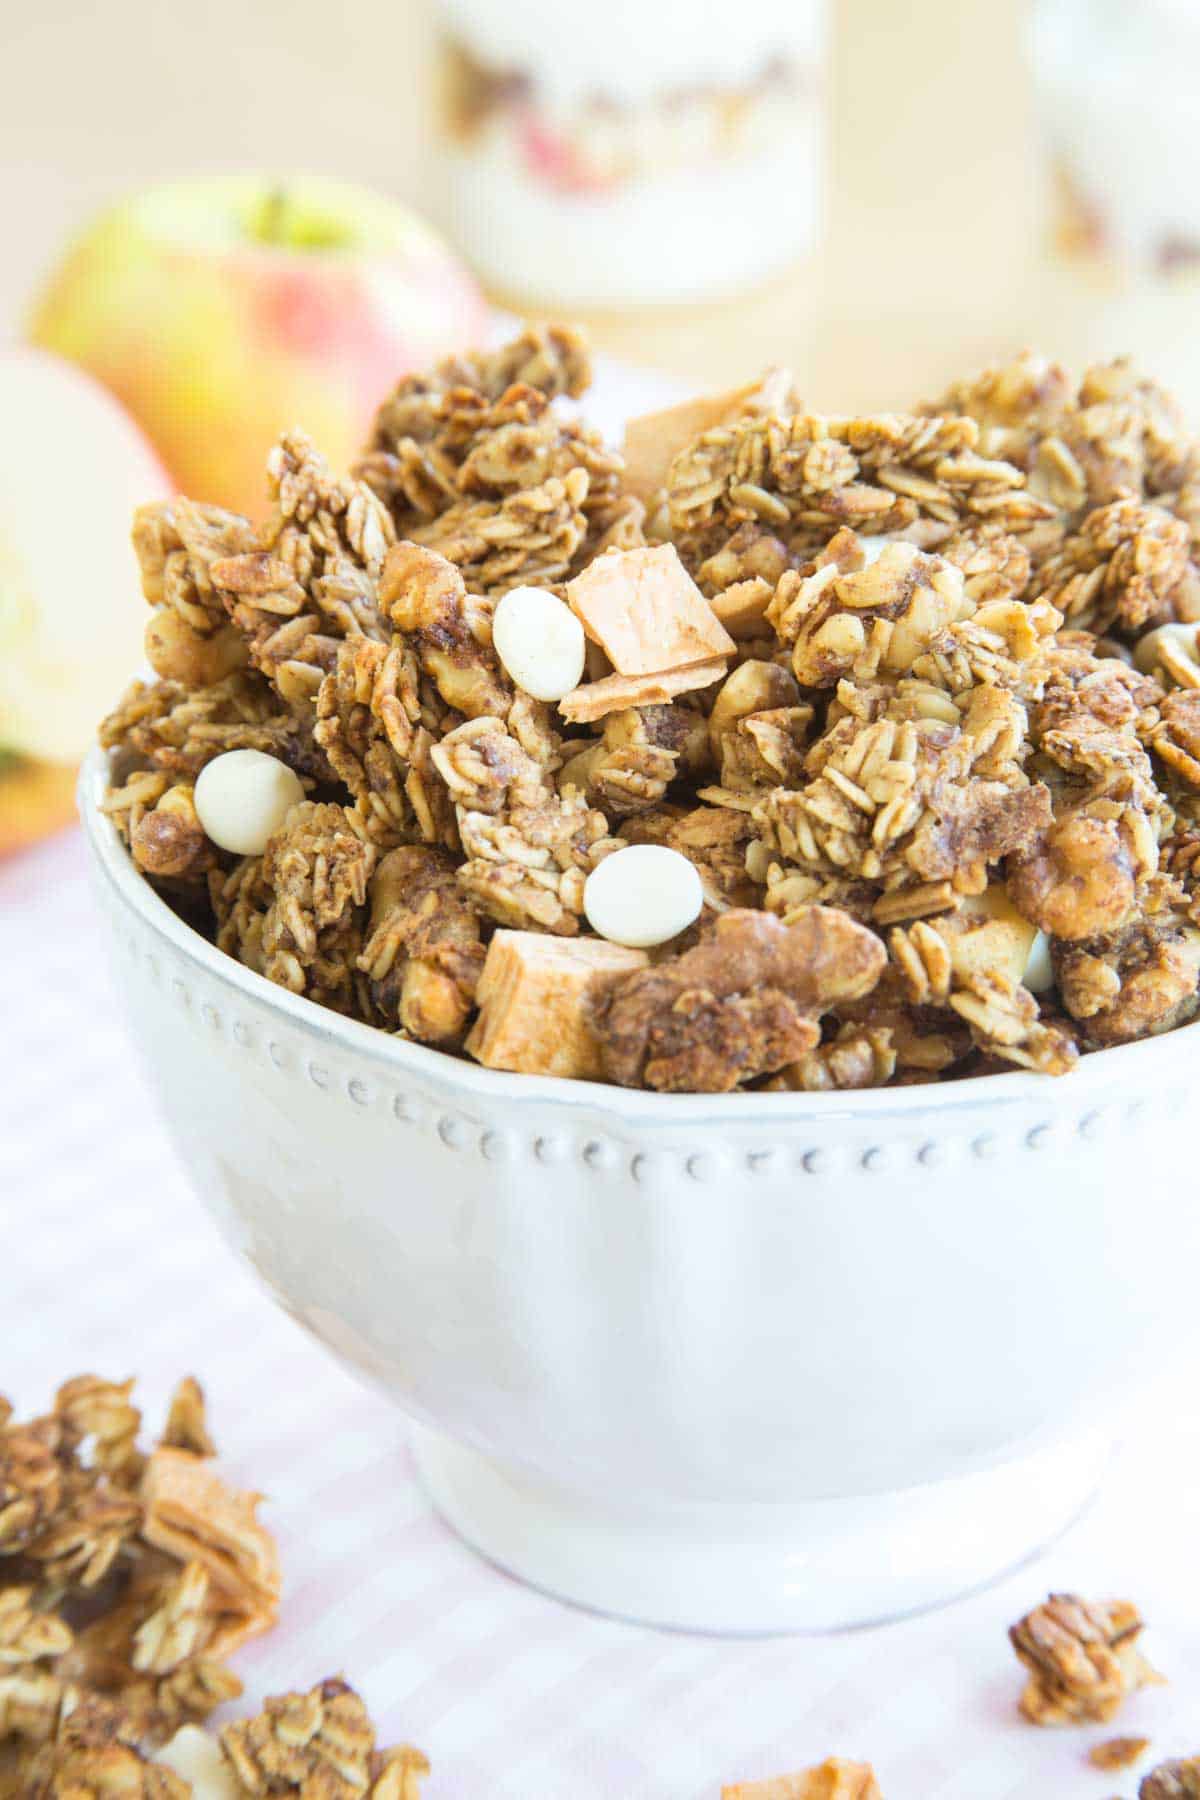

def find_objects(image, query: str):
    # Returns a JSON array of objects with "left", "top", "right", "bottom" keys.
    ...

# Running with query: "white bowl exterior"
[{"left": 81, "top": 753, "right": 1200, "bottom": 1510}]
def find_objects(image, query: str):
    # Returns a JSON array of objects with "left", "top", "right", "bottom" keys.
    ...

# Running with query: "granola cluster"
[
  {"left": 100, "top": 333, "right": 1200, "bottom": 1091},
  {"left": 1009, "top": 1592, "right": 1161, "bottom": 1727},
  {"left": 0, "top": 1378, "right": 276, "bottom": 1784},
  {"left": 0, "top": 1385, "right": 427, "bottom": 1800}
]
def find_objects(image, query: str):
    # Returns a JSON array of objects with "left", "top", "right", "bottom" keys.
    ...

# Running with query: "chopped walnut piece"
[
  {"left": 1089, "top": 1736, "right": 1152, "bottom": 1772},
  {"left": 466, "top": 930, "right": 649, "bottom": 1078},
  {"left": 566, "top": 544, "right": 734, "bottom": 675},
  {"left": 1141, "top": 1756, "right": 1200, "bottom": 1798},
  {"left": 559, "top": 655, "right": 729, "bottom": 724},
  {"left": 1055, "top": 900, "right": 1200, "bottom": 1046},
  {"left": 591, "top": 907, "right": 885, "bottom": 1092},
  {"left": 359, "top": 846, "right": 484, "bottom": 1043},
  {"left": 1010, "top": 1594, "right": 1161, "bottom": 1726},
  {"left": 722, "top": 1758, "right": 883, "bottom": 1800}
]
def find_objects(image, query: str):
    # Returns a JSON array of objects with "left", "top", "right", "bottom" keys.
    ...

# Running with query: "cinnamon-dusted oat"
[
  {"left": 1009, "top": 1593, "right": 1162, "bottom": 1726},
  {"left": 723, "top": 1758, "right": 883, "bottom": 1799},
  {"left": 99, "top": 329, "right": 1200, "bottom": 1091}
]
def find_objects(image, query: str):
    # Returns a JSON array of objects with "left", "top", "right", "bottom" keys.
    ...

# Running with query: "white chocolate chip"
[
  {"left": 492, "top": 585, "right": 586, "bottom": 702},
  {"left": 583, "top": 844, "right": 703, "bottom": 948},
  {"left": 1023, "top": 929, "right": 1055, "bottom": 994},
  {"left": 193, "top": 749, "right": 305, "bottom": 856},
  {"left": 1134, "top": 620, "right": 1200, "bottom": 677},
  {"left": 157, "top": 1727, "right": 241, "bottom": 1800}
]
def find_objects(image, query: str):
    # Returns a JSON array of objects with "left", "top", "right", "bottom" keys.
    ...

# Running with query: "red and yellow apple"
[
  {"left": 27, "top": 177, "right": 488, "bottom": 520},
  {"left": 0, "top": 349, "right": 172, "bottom": 852}
]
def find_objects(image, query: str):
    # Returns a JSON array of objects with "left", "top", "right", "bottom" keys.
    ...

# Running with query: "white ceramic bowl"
[{"left": 80, "top": 748, "right": 1200, "bottom": 1633}]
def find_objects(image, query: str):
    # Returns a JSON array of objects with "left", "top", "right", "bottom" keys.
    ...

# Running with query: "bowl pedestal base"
[{"left": 411, "top": 1423, "right": 1112, "bottom": 1634}]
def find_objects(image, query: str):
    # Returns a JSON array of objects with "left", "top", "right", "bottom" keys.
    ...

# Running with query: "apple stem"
[{"left": 257, "top": 187, "right": 290, "bottom": 247}]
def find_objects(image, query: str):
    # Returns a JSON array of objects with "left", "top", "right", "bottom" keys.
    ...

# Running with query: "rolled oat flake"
[{"left": 583, "top": 843, "right": 703, "bottom": 948}]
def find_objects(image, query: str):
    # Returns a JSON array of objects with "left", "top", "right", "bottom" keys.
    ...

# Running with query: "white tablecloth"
[{"left": 3, "top": 350, "right": 1198, "bottom": 1795}]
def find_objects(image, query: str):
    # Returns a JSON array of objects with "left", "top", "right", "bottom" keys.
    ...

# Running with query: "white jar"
[
  {"left": 433, "top": 0, "right": 828, "bottom": 307},
  {"left": 1032, "top": 0, "right": 1200, "bottom": 271}
]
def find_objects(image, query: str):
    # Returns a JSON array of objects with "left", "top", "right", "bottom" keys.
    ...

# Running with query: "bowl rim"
[{"left": 78, "top": 744, "right": 1198, "bottom": 1122}]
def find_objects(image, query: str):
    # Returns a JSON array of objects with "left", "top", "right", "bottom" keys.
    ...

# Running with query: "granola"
[
  {"left": 1142, "top": 1758, "right": 1200, "bottom": 1799},
  {"left": 1009, "top": 1593, "right": 1162, "bottom": 1726},
  {"left": 0, "top": 1378, "right": 278, "bottom": 1794},
  {"left": 99, "top": 332, "right": 1200, "bottom": 1090}
]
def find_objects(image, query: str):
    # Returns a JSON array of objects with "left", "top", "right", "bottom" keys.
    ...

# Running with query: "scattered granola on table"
[
  {"left": 722, "top": 1758, "right": 883, "bottom": 1799},
  {"left": 1009, "top": 1593, "right": 1163, "bottom": 1726},
  {"left": 0, "top": 1377, "right": 276, "bottom": 1786},
  {"left": 0, "top": 1386, "right": 429, "bottom": 1800},
  {"left": 98, "top": 330, "right": 1200, "bottom": 1091}
]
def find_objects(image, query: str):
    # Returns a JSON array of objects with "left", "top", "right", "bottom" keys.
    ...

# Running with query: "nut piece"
[
  {"left": 491, "top": 585, "right": 586, "bottom": 701},
  {"left": 194, "top": 751, "right": 306, "bottom": 857},
  {"left": 559, "top": 656, "right": 728, "bottom": 724},
  {"left": 465, "top": 930, "right": 649, "bottom": 1079},
  {"left": 359, "top": 847, "right": 484, "bottom": 1044},
  {"left": 591, "top": 907, "right": 886, "bottom": 1092},
  {"left": 566, "top": 544, "right": 734, "bottom": 676},
  {"left": 722, "top": 1758, "right": 883, "bottom": 1799},
  {"left": 1141, "top": 1756, "right": 1200, "bottom": 1798},
  {"left": 1009, "top": 1593, "right": 1161, "bottom": 1726},
  {"left": 583, "top": 845, "right": 704, "bottom": 948}
]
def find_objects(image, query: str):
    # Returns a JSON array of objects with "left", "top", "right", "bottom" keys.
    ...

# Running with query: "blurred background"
[{"left": 4, "top": 0, "right": 1200, "bottom": 842}]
